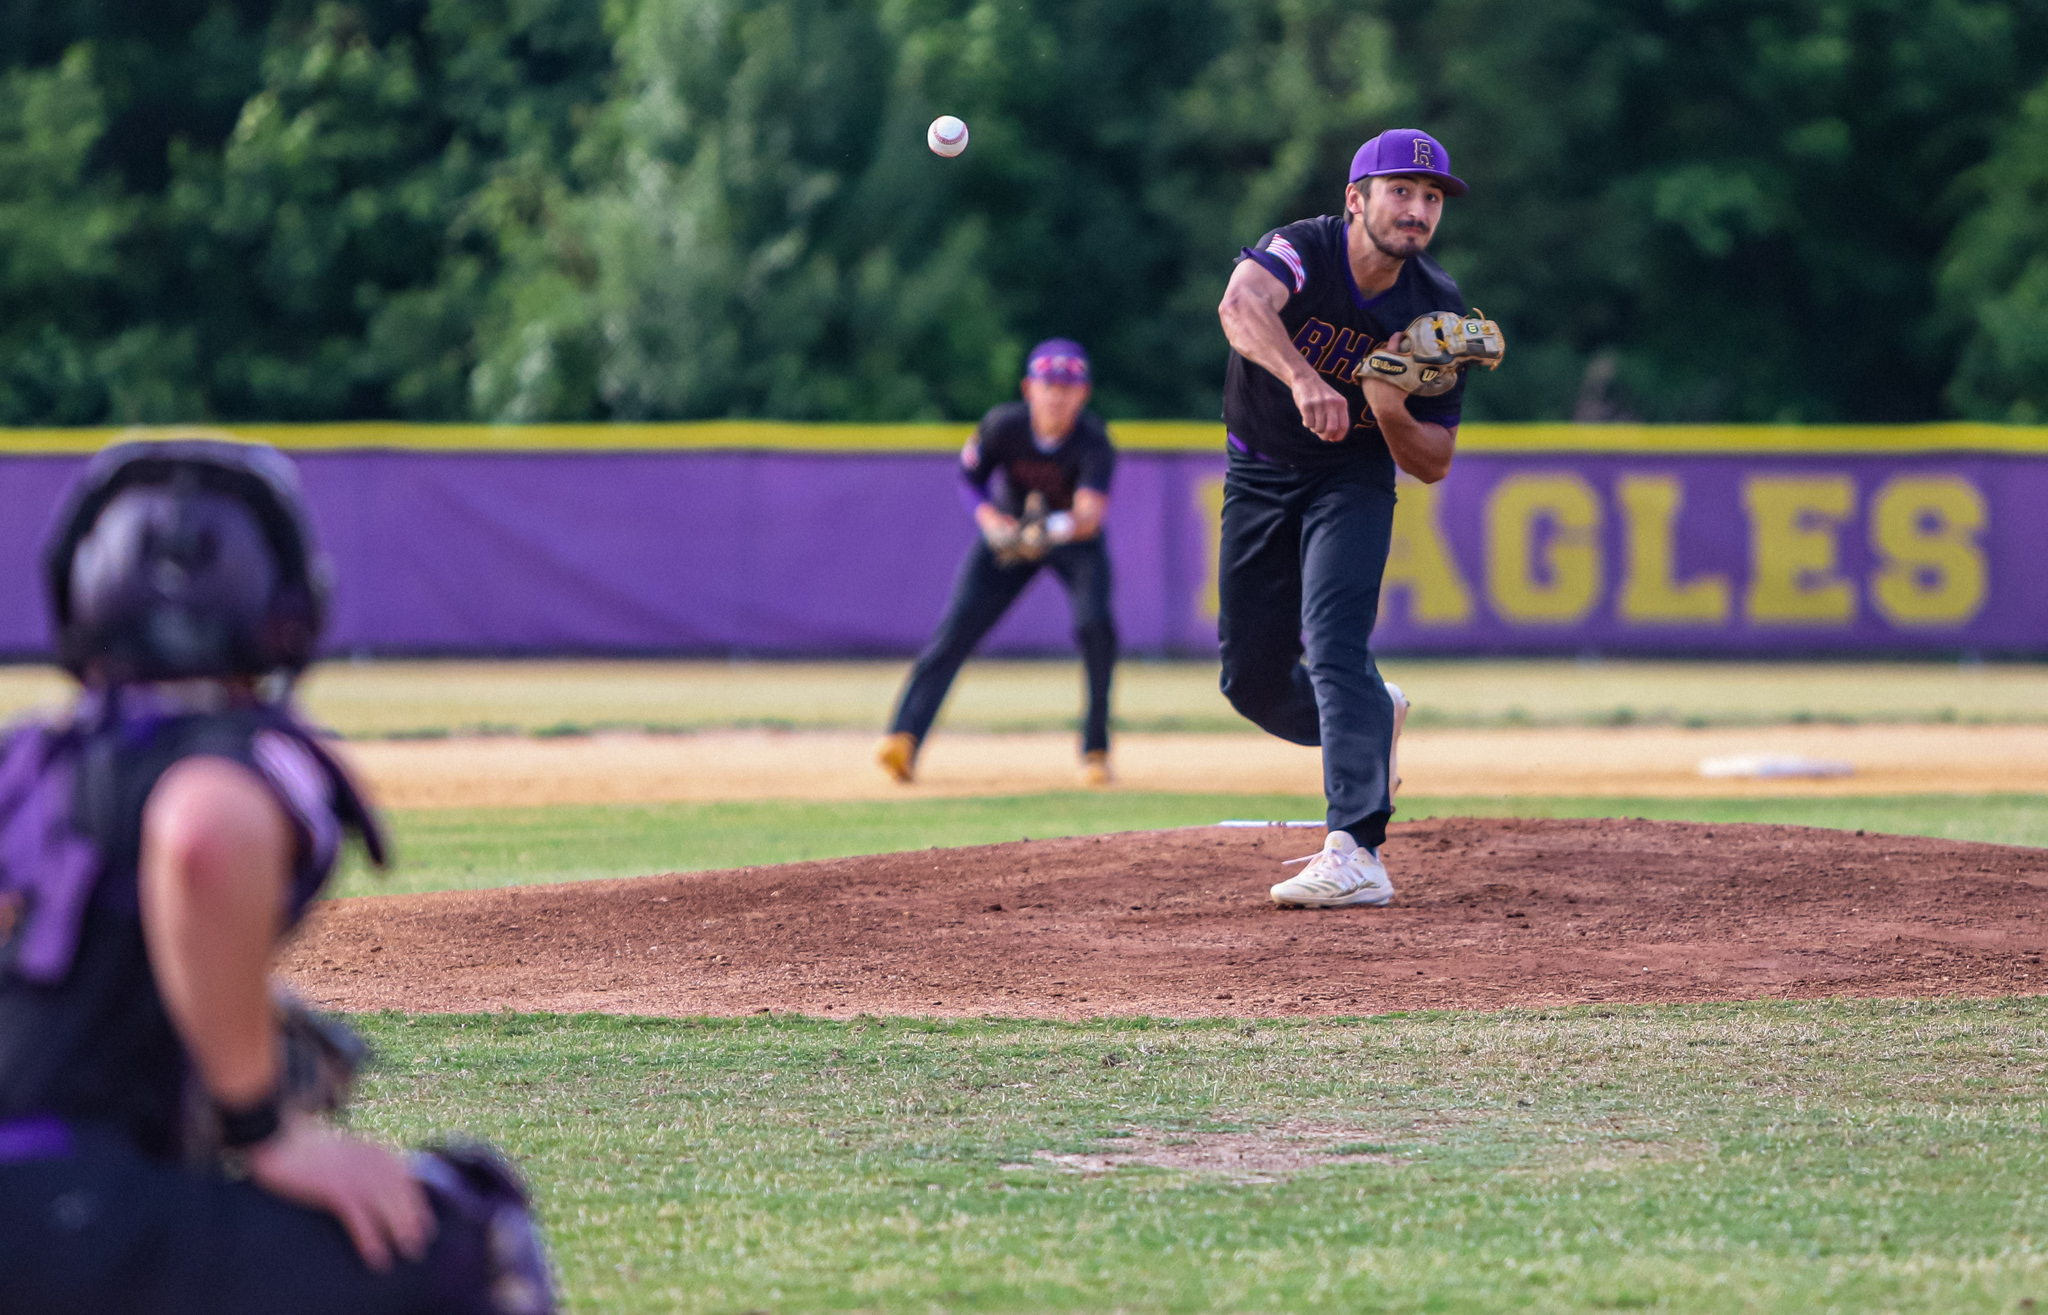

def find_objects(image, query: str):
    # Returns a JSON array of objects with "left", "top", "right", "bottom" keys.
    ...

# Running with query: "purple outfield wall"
[{"left": 0, "top": 422, "right": 2043, "bottom": 658}]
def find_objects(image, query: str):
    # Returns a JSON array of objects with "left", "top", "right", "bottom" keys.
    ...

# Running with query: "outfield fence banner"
[{"left": 0, "top": 423, "right": 2043, "bottom": 658}]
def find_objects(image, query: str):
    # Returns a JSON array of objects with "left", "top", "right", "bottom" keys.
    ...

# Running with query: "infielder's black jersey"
[
  {"left": 961, "top": 401, "right": 1116, "bottom": 516},
  {"left": 1224, "top": 214, "right": 1468, "bottom": 473}
]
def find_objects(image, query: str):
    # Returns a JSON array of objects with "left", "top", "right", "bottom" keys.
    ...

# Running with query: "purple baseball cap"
[
  {"left": 1350, "top": 128, "right": 1467, "bottom": 197},
  {"left": 1025, "top": 339, "right": 1091, "bottom": 385}
]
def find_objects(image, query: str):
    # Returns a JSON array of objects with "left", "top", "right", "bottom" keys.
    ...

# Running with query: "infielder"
[
  {"left": 1214, "top": 128, "right": 1503, "bottom": 907},
  {"left": 878, "top": 340, "right": 1119, "bottom": 786},
  {"left": 0, "top": 441, "right": 553, "bottom": 1313}
]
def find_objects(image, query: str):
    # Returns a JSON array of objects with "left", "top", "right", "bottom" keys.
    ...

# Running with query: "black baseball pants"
[
  {"left": 890, "top": 536, "right": 1118, "bottom": 754},
  {"left": 0, "top": 1122, "right": 443, "bottom": 1314},
  {"left": 1216, "top": 446, "right": 1401, "bottom": 847}
]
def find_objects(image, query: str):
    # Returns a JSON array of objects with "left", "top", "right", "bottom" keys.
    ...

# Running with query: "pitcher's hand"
[{"left": 1292, "top": 371, "right": 1351, "bottom": 443}]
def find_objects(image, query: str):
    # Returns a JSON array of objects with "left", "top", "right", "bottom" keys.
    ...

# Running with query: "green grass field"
[
  {"left": 299, "top": 657, "right": 2048, "bottom": 734},
  {"left": 352, "top": 1000, "right": 2048, "bottom": 1314},
  {"left": 243, "top": 658, "right": 2048, "bottom": 1312},
  {"left": 331, "top": 792, "right": 2048, "bottom": 898},
  {"left": 7, "top": 658, "right": 2048, "bottom": 736}
]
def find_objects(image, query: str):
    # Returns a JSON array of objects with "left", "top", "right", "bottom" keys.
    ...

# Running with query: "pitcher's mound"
[{"left": 282, "top": 818, "right": 2048, "bottom": 1017}]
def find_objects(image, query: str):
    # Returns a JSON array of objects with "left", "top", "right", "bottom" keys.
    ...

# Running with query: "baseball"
[{"left": 927, "top": 115, "right": 969, "bottom": 158}]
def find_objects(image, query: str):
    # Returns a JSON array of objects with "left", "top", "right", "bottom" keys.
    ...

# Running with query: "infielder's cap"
[
  {"left": 1350, "top": 128, "right": 1467, "bottom": 197},
  {"left": 1025, "top": 339, "right": 1090, "bottom": 385}
]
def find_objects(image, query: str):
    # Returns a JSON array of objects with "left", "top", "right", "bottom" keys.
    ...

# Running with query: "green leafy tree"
[
  {"left": 1393, "top": 0, "right": 2048, "bottom": 422},
  {"left": 4, "top": 0, "right": 2048, "bottom": 424},
  {"left": 171, "top": 0, "right": 611, "bottom": 418},
  {"left": 1938, "top": 74, "right": 2048, "bottom": 422},
  {"left": 0, "top": 0, "right": 609, "bottom": 423},
  {"left": 477, "top": 0, "right": 1014, "bottom": 421},
  {"left": 0, "top": 47, "right": 145, "bottom": 423},
  {"left": 479, "top": 0, "right": 1223, "bottom": 421}
]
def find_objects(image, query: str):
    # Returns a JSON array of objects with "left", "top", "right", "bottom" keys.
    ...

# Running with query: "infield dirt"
[
  {"left": 284, "top": 818, "right": 2048, "bottom": 1018},
  {"left": 344, "top": 723, "right": 2048, "bottom": 808}
]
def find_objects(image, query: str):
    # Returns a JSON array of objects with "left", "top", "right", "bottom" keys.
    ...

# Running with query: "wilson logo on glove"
[{"left": 1356, "top": 310, "right": 1507, "bottom": 398}]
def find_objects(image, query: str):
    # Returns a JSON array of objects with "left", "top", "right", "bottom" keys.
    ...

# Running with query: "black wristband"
[{"left": 218, "top": 1093, "right": 283, "bottom": 1149}]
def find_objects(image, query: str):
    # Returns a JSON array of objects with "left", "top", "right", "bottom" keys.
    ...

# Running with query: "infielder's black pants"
[
  {"left": 1217, "top": 447, "right": 1400, "bottom": 847},
  {"left": 0, "top": 1122, "right": 441, "bottom": 1314},
  {"left": 891, "top": 537, "right": 1118, "bottom": 754}
]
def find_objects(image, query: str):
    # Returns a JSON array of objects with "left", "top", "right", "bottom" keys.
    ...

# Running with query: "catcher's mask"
[{"left": 43, "top": 440, "right": 328, "bottom": 685}]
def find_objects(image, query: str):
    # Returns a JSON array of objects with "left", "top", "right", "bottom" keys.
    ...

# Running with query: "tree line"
[{"left": 4, "top": 0, "right": 2047, "bottom": 426}]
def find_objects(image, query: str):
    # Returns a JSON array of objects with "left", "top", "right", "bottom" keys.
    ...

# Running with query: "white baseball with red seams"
[{"left": 927, "top": 115, "right": 969, "bottom": 157}]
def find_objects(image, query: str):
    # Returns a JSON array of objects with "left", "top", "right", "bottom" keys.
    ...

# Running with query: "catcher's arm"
[
  {"left": 140, "top": 756, "right": 289, "bottom": 1114},
  {"left": 1218, "top": 259, "right": 1349, "bottom": 444},
  {"left": 140, "top": 757, "right": 431, "bottom": 1272}
]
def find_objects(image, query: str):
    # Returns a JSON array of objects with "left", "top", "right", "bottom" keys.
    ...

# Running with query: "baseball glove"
[
  {"left": 1359, "top": 311, "right": 1506, "bottom": 397},
  {"left": 988, "top": 492, "right": 1052, "bottom": 566},
  {"left": 183, "top": 987, "right": 372, "bottom": 1166}
]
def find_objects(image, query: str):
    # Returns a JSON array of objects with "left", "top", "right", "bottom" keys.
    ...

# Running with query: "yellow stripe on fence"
[{"left": 2, "top": 421, "right": 2047, "bottom": 455}]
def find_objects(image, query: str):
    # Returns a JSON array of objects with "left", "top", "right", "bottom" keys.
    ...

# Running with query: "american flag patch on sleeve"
[{"left": 1267, "top": 236, "right": 1306, "bottom": 292}]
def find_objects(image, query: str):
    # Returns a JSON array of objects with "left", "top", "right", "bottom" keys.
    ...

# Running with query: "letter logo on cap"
[{"left": 1413, "top": 138, "right": 1434, "bottom": 168}]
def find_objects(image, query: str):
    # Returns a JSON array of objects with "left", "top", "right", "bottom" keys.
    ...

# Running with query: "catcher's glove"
[
  {"left": 1359, "top": 311, "right": 1505, "bottom": 398},
  {"left": 183, "top": 988, "right": 372, "bottom": 1166}
]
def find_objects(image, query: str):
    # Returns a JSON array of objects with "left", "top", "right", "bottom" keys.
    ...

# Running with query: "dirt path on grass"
[
  {"left": 281, "top": 819, "right": 2048, "bottom": 1018},
  {"left": 340, "top": 724, "right": 2048, "bottom": 808}
]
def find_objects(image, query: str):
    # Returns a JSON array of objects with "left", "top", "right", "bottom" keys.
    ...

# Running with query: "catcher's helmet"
[{"left": 43, "top": 441, "right": 328, "bottom": 684}]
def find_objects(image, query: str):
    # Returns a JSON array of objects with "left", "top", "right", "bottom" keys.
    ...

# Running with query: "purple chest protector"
[
  {"left": 0, "top": 695, "right": 386, "bottom": 986},
  {"left": 0, "top": 723, "right": 100, "bottom": 985}
]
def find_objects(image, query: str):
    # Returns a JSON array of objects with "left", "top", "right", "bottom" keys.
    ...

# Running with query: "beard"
[{"left": 1368, "top": 218, "right": 1432, "bottom": 260}]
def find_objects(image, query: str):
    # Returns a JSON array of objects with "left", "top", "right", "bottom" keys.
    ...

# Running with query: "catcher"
[
  {"left": 877, "top": 339, "right": 1119, "bottom": 786},
  {"left": 1214, "top": 127, "right": 1503, "bottom": 908},
  {"left": 0, "top": 441, "right": 554, "bottom": 1313}
]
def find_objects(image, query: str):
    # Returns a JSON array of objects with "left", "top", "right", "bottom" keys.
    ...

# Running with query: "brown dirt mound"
[{"left": 280, "top": 818, "right": 2048, "bottom": 1018}]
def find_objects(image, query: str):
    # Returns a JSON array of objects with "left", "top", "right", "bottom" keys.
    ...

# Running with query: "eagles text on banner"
[{"left": 0, "top": 424, "right": 2037, "bottom": 657}]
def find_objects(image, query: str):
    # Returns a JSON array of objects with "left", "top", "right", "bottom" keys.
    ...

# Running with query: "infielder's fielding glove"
[
  {"left": 1359, "top": 311, "right": 1506, "bottom": 397},
  {"left": 987, "top": 492, "right": 1053, "bottom": 566}
]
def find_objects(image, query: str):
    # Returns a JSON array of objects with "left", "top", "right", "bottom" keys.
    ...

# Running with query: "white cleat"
[
  {"left": 1385, "top": 680, "right": 1410, "bottom": 797},
  {"left": 1269, "top": 829, "right": 1395, "bottom": 908}
]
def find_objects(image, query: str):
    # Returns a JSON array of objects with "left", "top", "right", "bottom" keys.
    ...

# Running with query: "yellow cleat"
[
  {"left": 1080, "top": 750, "right": 1113, "bottom": 788},
  {"left": 875, "top": 732, "right": 918, "bottom": 784}
]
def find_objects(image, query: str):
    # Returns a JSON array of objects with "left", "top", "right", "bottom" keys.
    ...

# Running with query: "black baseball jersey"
[
  {"left": 960, "top": 401, "right": 1116, "bottom": 516},
  {"left": 1224, "top": 214, "right": 1468, "bottom": 473}
]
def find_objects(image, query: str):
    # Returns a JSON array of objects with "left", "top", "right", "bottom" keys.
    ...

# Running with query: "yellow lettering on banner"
[
  {"left": 1384, "top": 473, "right": 1474, "bottom": 624},
  {"left": 1617, "top": 475, "right": 1730, "bottom": 623},
  {"left": 1869, "top": 476, "right": 1988, "bottom": 626},
  {"left": 1486, "top": 474, "right": 1602, "bottom": 623},
  {"left": 1744, "top": 476, "right": 1855, "bottom": 624},
  {"left": 1196, "top": 476, "right": 1227, "bottom": 621}
]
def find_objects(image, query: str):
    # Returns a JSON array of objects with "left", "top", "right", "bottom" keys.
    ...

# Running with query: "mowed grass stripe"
[
  {"left": 353, "top": 999, "right": 2048, "bottom": 1315},
  {"left": 330, "top": 793, "right": 2048, "bottom": 899},
  {"left": 0, "top": 658, "right": 2018, "bottom": 739}
]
